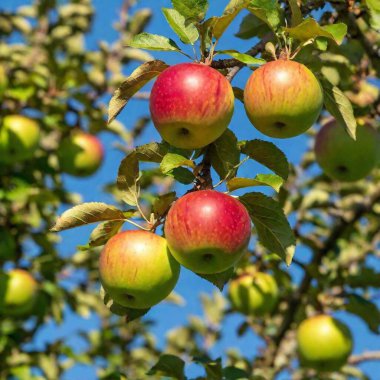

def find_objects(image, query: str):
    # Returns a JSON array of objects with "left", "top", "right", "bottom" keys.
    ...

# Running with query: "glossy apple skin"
[
  {"left": 315, "top": 120, "right": 379, "bottom": 182},
  {"left": 150, "top": 63, "right": 234, "bottom": 149},
  {"left": 0, "top": 269, "right": 38, "bottom": 316},
  {"left": 228, "top": 272, "right": 278, "bottom": 316},
  {"left": 164, "top": 190, "right": 251, "bottom": 274},
  {"left": 0, "top": 115, "right": 40, "bottom": 163},
  {"left": 58, "top": 132, "right": 104, "bottom": 177},
  {"left": 297, "top": 315, "right": 353, "bottom": 372},
  {"left": 244, "top": 60, "right": 323, "bottom": 138},
  {"left": 99, "top": 230, "right": 180, "bottom": 309}
]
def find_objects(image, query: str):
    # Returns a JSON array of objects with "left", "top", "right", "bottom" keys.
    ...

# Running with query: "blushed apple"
[
  {"left": 297, "top": 314, "right": 353, "bottom": 372},
  {"left": 315, "top": 120, "right": 379, "bottom": 182},
  {"left": 244, "top": 59, "right": 323, "bottom": 138},
  {"left": 99, "top": 230, "right": 180, "bottom": 309},
  {"left": 164, "top": 190, "right": 251, "bottom": 274},
  {"left": 58, "top": 131, "right": 104, "bottom": 177},
  {"left": 150, "top": 63, "right": 235, "bottom": 149}
]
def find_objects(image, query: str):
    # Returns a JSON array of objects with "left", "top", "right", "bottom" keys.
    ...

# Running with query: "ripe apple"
[
  {"left": 0, "top": 269, "right": 38, "bottom": 316},
  {"left": 0, "top": 115, "right": 40, "bottom": 163},
  {"left": 164, "top": 190, "right": 251, "bottom": 274},
  {"left": 244, "top": 59, "right": 323, "bottom": 138},
  {"left": 99, "top": 230, "right": 180, "bottom": 309},
  {"left": 228, "top": 271, "right": 278, "bottom": 316},
  {"left": 315, "top": 120, "right": 379, "bottom": 182},
  {"left": 297, "top": 315, "right": 353, "bottom": 372},
  {"left": 150, "top": 63, "right": 235, "bottom": 149},
  {"left": 58, "top": 131, "right": 104, "bottom": 177}
]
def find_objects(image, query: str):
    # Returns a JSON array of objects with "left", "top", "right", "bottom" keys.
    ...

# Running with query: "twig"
[{"left": 349, "top": 351, "right": 380, "bottom": 364}]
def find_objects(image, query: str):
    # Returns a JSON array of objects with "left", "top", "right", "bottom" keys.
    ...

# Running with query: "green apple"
[
  {"left": 244, "top": 59, "right": 323, "bottom": 138},
  {"left": 315, "top": 120, "right": 379, "bottom": 182},
  {"left": 99, "top": 230, "right": 180, "bottom": 309},
  {"left": 58, "top": 131, "right": 104, "bottom": 177},
  {"left": 0, "top": 115, "right": 40, "bottom": 163},
  {"left": 0, "top": 269, "right": 38, "bottom": 316},
  {"left": 164, "top": 190, "right": 251, "bottom": 274},
  {"left": 228, "top": 271, "right": 278, "bottom": 316},
  {"left": 297, "top": 315, "right": 353, "bottom": 372},
  {"left": 150, "top": 63, "right": 235, "bottom": 149}
]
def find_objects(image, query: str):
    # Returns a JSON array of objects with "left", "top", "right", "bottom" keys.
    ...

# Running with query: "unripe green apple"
[
  {"left": 0, "top": 115, "right": 40, "bottom": 163},
  {"left": 228, "top": 271, "right": 278, "bottom": 316},
  {"left": 297, "top": 315, "right": 353, "bottom": 372},
  {"left": 150, "top": 63, "right": 235, "bottom": 149},
  {"left": 164, "top": 190, "right": 251, "bottom": 274},
  {"left": 58, "top": 131, "right": 104, "bottom": 177},
  {"left": 0, "top": 269, "right": 38, "bottom": 316},
  {"left": 244, "top": 60, "right": 323, "bottom": 138},
  {"left": 99, "top": 230, "right": 180, "bottom": 309},
  {"left": 315, "top": 120, "right": 379, "bottom": 182}
]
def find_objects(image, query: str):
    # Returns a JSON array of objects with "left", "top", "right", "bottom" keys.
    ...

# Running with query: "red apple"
[
  {"left": 244, "top": 59, "right": 323, "bottom": 138},
  {"left": 164, "top": 190, "right": 251, "bottom": 274},
  {"left": 58, "top": 131, "right": 104, "bottom": 177},
  {"left": 150, "top": 63, "right": 235, "bottom": 149},
  {"left": 297, "top": 314, "right": 353, "bottom": 371},
  {"left": 99, "top": 230, "right": 180, "bottom": 309}
]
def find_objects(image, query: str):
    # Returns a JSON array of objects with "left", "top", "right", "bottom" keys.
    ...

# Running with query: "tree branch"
[{"left": 349, "top": 351, "right": 380, "bottom": 364}]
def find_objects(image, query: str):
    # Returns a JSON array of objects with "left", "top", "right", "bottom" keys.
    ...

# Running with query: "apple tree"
[{"left": 2, "top": 0, "right": 380, "bottom": 379}]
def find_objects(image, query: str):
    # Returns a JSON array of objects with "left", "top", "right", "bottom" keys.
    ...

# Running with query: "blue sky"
[{"left": 3, "top": 1, "right": 380, "bottom": 379}]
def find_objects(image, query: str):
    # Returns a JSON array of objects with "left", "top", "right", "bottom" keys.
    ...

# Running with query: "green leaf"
[
  {"left": 136, "top": 142, "right": 170, "bottom": 163},
  {"left": 247, "top": 0, "right": 282, "bottom": 31},
  {"left": 210, "top": 130, "right": 240, "bottom": 180},
  {"left": 128, "top": 32, "right": 181, "bottom": 52},
  {"left": 284, "top": 18, "right": 347, "bottom": 45},
  {"left": 366, "top": 0, "right": 380, "bottom": 31},
  {"left": 153, "top": 192, "right": 177, "bottom": 218},
  {"left": 227, "top": 174, "right": 284, "bottom": 193},
  {"left": 160, "top": 153, "right": 195, "bottom": 174},
  {"left": 162, "top": 8, "right": 199, "bottom": 44},
  {"left": 240, "top": 192, "right": 295, "bottom": 264},
  {"left": 223, "top": 366, "right": 250, "bottom": 380},
  {"left": 345, "top": 268, "right": 380, "bottom": 288},
  {"left": 108, "top": 60, "right": 169, "bottom": 123},
  {"left": 288, "top": 0, "right": 302, "bottom": 26},
  {"left": 240, "top": 140, "right": 289, "bottom": 180},
  {"left": 216, "top": 50, "right": 266, "bottom": 65},
  {"left": 89, "top": 220, "right": 124, "bottom": 247},
  {"left": 196, "top": 266, "right": 235, "bottom": 291},
  {"left": 117, "top": 152, "right": 140, "bottom": 206},
  {"left": 167, "top": 167, "right": 195, "bottom": 184},
  {"left": 147, "top": 354, "right": 186, "bottom": 379},
  {"left": 345, "top": 294, "right": 380, "bottom": 334},
  {"left": 236, "top": 13, "right": 271, "bottom": 39},
  {"left": 321, "top": 78, "right": 357, "bottom": 140},
  {"left": 171, "top": 0, "right": 209, "bottom": 22},
  {"left": 51, "top": 203, "right": 125, "bottom": 232},
  {"left": 194, "top": 357, "right": 223, "bottom": 380}
]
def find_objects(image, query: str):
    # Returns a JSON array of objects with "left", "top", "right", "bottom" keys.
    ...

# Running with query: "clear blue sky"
[{"left": 3, "top": 1, "right": 380, "bottom": 379}]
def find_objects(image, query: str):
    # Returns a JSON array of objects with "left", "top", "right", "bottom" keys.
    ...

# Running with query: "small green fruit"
[
  {"left": 297, "top": 315, "right": 353, "bottom": 372},
  {"left": 228, "top": 271, "right": 278, "bottom": 316}
]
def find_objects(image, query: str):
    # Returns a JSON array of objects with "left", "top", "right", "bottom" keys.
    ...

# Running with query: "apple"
[
  {"left": 315, "top": 120, "right": 379, "bottom": 182},
  {"left": 228, "top": 271, "right": 278, "bottom": 316},
  {"left": 0, "top": 269, "right": 38, "bottom": 316},
  {"left": 297, "top": 314, "right": 353, "bottom": 372},
  {"left": 244, "top": 59, "right": 323, "bottom": 138},
  {"left": 58, "top": 131, "right": 104, "bottom": 177},
  {"left": 0, "top": 115, "right": 40, "bottom": 163},
  {"left": 164, "top": 190, "right": 251, "bottom": 274},
  {"left": 150, "top": 63, "right": 235, "bottom": 149},
  {"left": 99, "top": 230, "right": 180, "bottom": 309}
]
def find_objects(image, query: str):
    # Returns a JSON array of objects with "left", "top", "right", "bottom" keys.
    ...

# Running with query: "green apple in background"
[
  {"left": 297, "top": 315, "right": 353, "bottom": 372},
  {"left": 164, "top": 190, "right": 252, "bottom": 275},
  {"left": 0, "top": 115, "right": 40, "bottom": 163},
  {"left": 0, "top": 269, "right": 38, "bottom": 316},
  {"left": 0, "top": 228, "right": 16, "bottom": 261},
  {"left": 244, "top": 59, "right": 323, "bottom": 138},
  {"left": 57, "top": 131, "right": 104, "bottom": 177},
  {"left": 315, "top": 120, "right": 379, "bottom": 182},
  {"left": 150, "top": 63, "right": 235, "bottom": 149},
  {"left": 99, "top": 230, "right": 180, "bottom": 309},
  {"left": 228, "top": 271, "right": 278, "bottom": 316}
]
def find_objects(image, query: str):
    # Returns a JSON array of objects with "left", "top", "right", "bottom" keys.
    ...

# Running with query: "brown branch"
[{"left": 349, "top": 351, "right": 380, "bottom": 364}]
